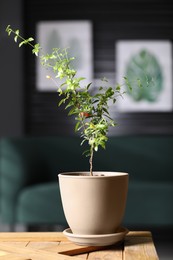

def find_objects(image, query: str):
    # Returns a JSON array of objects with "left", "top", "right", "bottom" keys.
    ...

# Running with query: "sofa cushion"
[
  {"left": 123, "top": 182, "right": 173, "bottom": 227},
  {"left": 16, "top": 182, "right": 67, "bottom": 225},
  {"left": 1, "top": 136, "right": 173, "bottom": 227},
  {"left": 17, "top": 180, "right": 173, "bottom": 228}
]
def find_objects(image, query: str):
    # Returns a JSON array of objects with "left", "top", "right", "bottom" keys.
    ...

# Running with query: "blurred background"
[
  {"left": 1, "top": 0, "right": 173, "bottom": 137},
  {"left": 0, "top": 0, "right": 173, "bottom": 259}
]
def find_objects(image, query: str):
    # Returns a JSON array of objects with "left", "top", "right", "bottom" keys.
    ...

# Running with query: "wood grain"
[
  {"left": 0, "top": 243, "right": 78, "bottom": 260},
  {"left": 0, "top": 231, "right": 159, "bottom": 259},
  {"left": 124, "top": 236, "right": 159, "bottom": 260},
  {"left": 0, "top": 232, "right": 67, "bottom": 242}
]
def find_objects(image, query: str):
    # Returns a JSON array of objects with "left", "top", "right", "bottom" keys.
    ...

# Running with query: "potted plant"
[{"left": 6, "top": 25, "right": 141, "bottom": 246}]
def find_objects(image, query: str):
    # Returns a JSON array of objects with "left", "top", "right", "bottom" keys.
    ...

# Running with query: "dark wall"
[
  {"left": 0, "top": 0, "right": 23, "bottom": 137},
  {"left": 1, "top": 0, "right": 173, "bottom": 137},
  {"left": 24, "top": 0, "right": 173, "bottom": 136}
]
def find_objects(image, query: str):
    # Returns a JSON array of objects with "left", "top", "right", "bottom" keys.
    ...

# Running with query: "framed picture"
[
  {"left": 36, "top": 20, "right": 93, "bottom": 91},
  {"left": 116, "top": 40, "right": 172, "bottom": 112},
  {"left": 24, "top": 0, "right": 173, "bottom": 135}
]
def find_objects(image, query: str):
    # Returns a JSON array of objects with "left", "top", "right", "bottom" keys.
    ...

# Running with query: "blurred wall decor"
[
  {"left": 22, "top": 0, "right": 173, "bottom": 136},
  {"left": 36, "top": 21, "right": 93, "bottom": 91},
  {"left": 116, "top": 40, "right": 172, "bottom": 112}
]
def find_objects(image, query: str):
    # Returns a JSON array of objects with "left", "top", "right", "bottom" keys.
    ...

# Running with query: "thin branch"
[{"left": 89, "top": 146, "right": 94, "bottom": 176}]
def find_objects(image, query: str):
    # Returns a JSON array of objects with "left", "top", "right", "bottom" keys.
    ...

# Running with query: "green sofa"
[{"left": 0, "top": 136, "right": 173, "bottom": 229}]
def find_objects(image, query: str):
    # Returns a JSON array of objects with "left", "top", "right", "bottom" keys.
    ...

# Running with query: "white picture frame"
[
  {"left": 116, "top": 40, "right": 172, "bottom": 112},
  {"left": 36, "top": 20, "right": 93, "bottom": 91}
]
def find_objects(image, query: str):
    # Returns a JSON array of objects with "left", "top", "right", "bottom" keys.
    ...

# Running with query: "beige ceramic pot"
[{"left": 59, "top": 172, "right": 128, "bottom": 235}]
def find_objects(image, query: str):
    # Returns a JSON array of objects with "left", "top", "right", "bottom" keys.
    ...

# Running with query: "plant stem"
[
  {"left": 89, "top": 146, "right": 94, "bottom": 176},
  {"left": 13, "top": 29, "right": 35, "bottom": 49},
  {"left": 7, "top": 26, "right": 131, "bottom": 176}
]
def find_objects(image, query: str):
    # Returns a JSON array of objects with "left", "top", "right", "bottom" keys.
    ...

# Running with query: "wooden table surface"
[{"left": 0, "top": 231, "right": 159, "bottom": 259}]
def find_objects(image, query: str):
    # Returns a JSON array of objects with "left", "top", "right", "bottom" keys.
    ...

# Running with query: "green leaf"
[
  {"left": 103, "top": 107, "right": 109, "bottom": 115},
  {"left": 77, "top": 77, "right": 85, "bottom": 82},
  {"left": 14, "top": 35, "right": 18, "bottom": 42},
  {"left": 32, "top": 43, "right": 41, "bottom": 56},
  {"left": 94, "top": 145, "right": 98, "bottom": 152},
  {"left": 116, "top": 84, "right": 121, "bottom": 91},
  {"left": 19, "top": 41, "right": 25, "bottom": 47},
  {"left": 68, "top": 108, "right": 76, "bottom": 115},
  {"left": 28, "top": 37, "right": 34, "bottom": 42},
  {"left": 15, "top": 30, "right": 19, "bottom": 36},
  {"left": 75, "top": 121, "right": 81, "bottom": 132},
  {"left": 81, "top": 139, "right": 87, "bottom": 146},
  {"left": 6, "top": 25, "right": 12, "bottom": 35},
  {"left": 58, "top": 98, "right": 66, "bottom": 106},
  {"left": 86, "top": 82, "right": 92, "bottom": 90},
  {"left": 82, "top": 149, "right": 90, "bottom": 157},
  {"left": 65, "top": 102, "right": 73, "bottom": 110}
]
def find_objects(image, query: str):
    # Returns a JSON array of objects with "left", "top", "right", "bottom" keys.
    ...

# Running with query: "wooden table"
[{"left": 0, "top": 231, "right": 159, "bottom": 259}]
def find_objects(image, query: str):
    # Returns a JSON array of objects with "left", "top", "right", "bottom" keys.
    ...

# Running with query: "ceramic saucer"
[{"left": 63, "top": 226, "right": 128, "bottom": 246}]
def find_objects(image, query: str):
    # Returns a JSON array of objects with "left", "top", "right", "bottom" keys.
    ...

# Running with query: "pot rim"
[{"left": 59, "top": 171, "right": 128, "bottom": 178}]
